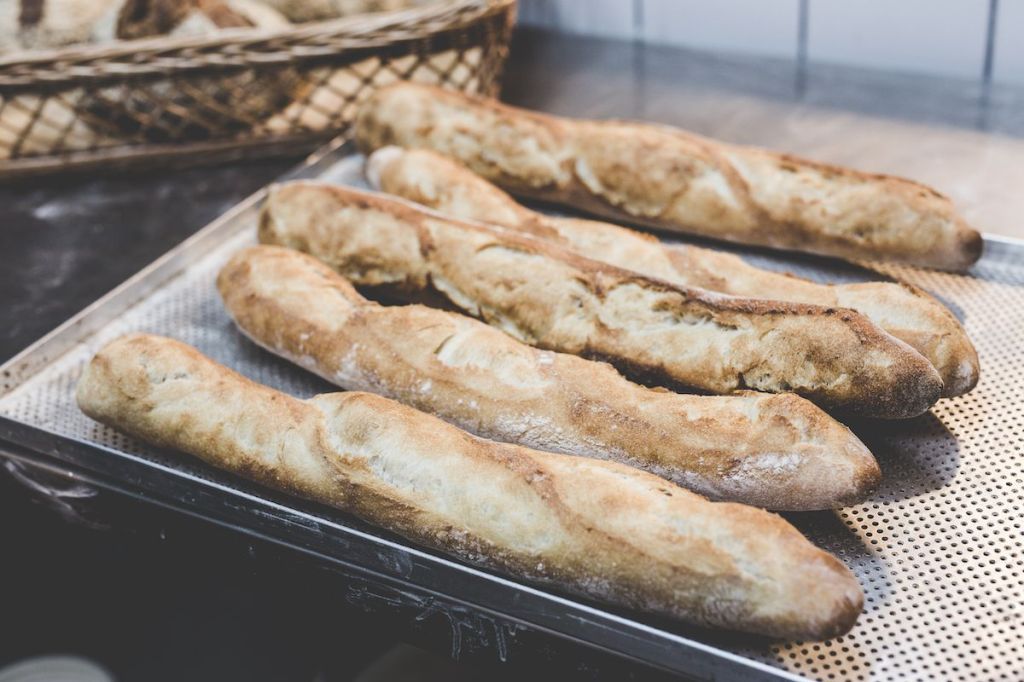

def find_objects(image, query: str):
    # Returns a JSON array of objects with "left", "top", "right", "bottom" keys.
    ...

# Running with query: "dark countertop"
[
  {"left": 1, "top": 27, "right": 1022, "bottom": 680},
  {"left": 0, "top": 160, "right": 294, "bottom": 361}
]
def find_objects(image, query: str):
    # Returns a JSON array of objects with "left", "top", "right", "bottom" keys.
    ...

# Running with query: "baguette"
[
  {"left": 258, "top": 181, "right": 943, "bottom": 418},
  {"left": 76, "top": 333, "right": 864, "bottom": 639},
  {"left": 366, "top": 146, "right": 979, "bottom": 397},
  {"left": 218, "top": 245, "right": 880, "bottom": 510},
  {"left": 1, "top": 0, "right": 287, "bottom": 52},
  {"left": 353, "top": 83, "right": 982, "bottom": 271}
]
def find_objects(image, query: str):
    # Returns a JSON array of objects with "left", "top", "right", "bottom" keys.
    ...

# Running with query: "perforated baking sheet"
[{"left": 1, "top": 140, "right": 1021, "bottom": 681}]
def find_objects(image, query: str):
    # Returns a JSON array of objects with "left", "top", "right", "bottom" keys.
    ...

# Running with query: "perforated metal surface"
[{"left": 1, "top": 150, "right": 1022, "bottom": 681}]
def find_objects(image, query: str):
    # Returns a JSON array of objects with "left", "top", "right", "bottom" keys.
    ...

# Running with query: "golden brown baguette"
[
  {"left": 218, "top": 245, "right": 880, "bottom": 510},
  {"left": 366, "top": 146, "right": 979, "bottom": 397},
  {"left": 76, "top": 333, "right": 864, "bottom": 639},
  {"left": 353, "top": 83, "right": 982, "bottom": 271},
  {"left": 259, "top": 181, "right": 943, "bottom": 419}
]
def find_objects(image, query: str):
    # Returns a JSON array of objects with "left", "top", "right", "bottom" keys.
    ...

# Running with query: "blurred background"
[{"left": 520, "top": 0, "right": 1018, "bottom": 86}]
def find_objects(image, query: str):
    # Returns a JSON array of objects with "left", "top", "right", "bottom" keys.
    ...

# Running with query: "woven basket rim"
[{"left": 0, "top": 0, "right": 513, "bottom": 70}]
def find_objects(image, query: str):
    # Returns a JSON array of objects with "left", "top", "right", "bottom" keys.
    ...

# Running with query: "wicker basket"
[{"left": 0, "top": 0, "right": 515, "bottom": 179}]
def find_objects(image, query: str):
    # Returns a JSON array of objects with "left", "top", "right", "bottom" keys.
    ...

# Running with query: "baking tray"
[{"left": 1, "top": 138, "right": 1022, "bottom": 682}]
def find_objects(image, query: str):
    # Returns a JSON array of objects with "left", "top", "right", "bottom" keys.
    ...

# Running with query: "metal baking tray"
[{"left": 1, "top": 138, "right": 1021, "bottom": 682}]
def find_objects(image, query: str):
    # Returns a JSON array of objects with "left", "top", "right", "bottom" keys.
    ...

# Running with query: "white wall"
[
  {"left": 519, "top": 0, "right": 1016, "bottom": 84},
  {"left": 518, "top": 0, "right": 635, "bottom": 40},
  {"left": 641, "top": 0, "right": 800, "bottom": 59},
  {"left": 994, "top": 0, "right": 1024, "bottom": 84},
  {"left": 806, "top": 0, "right": 987, "bottom": 80}
]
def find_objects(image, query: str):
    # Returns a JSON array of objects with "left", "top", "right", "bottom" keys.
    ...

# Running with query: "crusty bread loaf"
[
  {"left": 256, "top": 0, "right": 435, "bottom": 23},
  {"left": 218, "top": 245, "right": 880, "bottom": 510},
  {"left": 103, "top": 0, "right": 288, "bottom": 41},
  {"left": 259, "top": 181, "right": 943, "bottom": 418},
  {"left": 353, "top": 83, "right": 982, "bottom": 271},
  {"left": 0, "top": 0, "right": 289, "bottom": 51},
  {"left": 0, "top": 0, "right": 118, "bottom": 51},
  {"left": 366, "top": 146, "right": 980, "bottom": 397},
  {"left": 76, "top": 333, "right": 864, "bottom": 639}
]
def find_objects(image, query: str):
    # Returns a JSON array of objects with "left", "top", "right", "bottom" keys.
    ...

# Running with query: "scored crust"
[
  {"left": 353, "top": 82, "right": 982, "bottom": 271},
  {"left": 76, "top": 332, "right": 864, "bottom": 639},
  {"left": 365, "top": 145, "right": 979, "bottom": 397},
  {"left": 217, "top": 244, "right": 881, "bottom": 510},
  {"left": 259, "top": 181, "right": 944, "bottom": 419}
]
